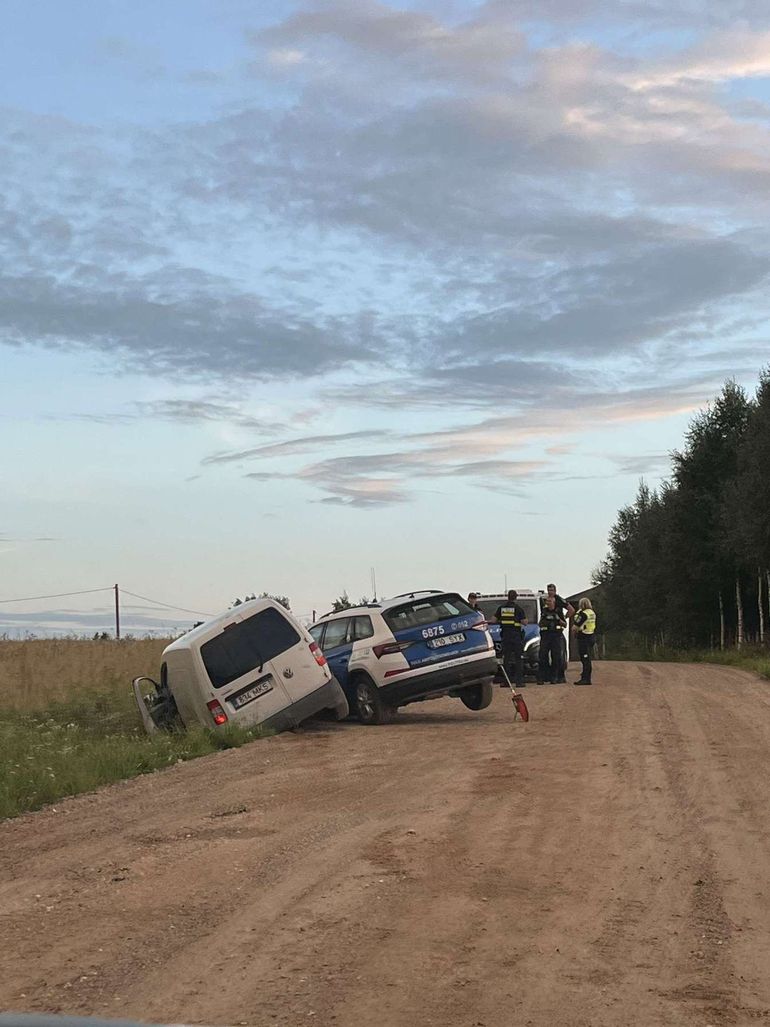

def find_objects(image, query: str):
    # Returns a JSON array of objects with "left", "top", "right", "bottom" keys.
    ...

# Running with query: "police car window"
[
  {"left": 477, "top": 600, "right": 499, "bottom": 620},
  {"left": 520, "top": 599, "right": 538, "bottom": 623},
  {"left": 321, "top": 618, "right": 350, "bottom": 649},
  {"left": 309, "top": 624, "right": 324, "bottom": 645},
  {"left": 383, "top": 594, "right": 472, "bottom": 631},
  {"left": 201, "top": 607, "right": 301, "bottom": 689},
  {"left": 352, "top": 616, "right": 374, "bottom": 641}
]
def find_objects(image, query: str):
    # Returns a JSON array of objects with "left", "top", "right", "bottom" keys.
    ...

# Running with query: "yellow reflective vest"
[
  {"left": 576, "top": 609, "right": 596, "bottom": 635},
  {"left": 499, "top": 605, "right": 524, "bottom": 629}
]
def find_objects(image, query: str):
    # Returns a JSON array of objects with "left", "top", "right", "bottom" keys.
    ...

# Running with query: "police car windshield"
[
  {"left": 383, "top": 594, "right": 471, "bottom": 631},
  {"left": 478, "top": 598, "right": 538, "bottom": 623}
]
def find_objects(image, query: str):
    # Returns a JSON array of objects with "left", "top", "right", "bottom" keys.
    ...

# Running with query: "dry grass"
[{"left": 0, "top": 637, "right": 169, "bottom": 711}]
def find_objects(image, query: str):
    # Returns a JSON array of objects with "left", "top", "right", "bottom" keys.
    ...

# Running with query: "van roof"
[{"left": 164, "top": 597, "right": 290, "bottom": 653}]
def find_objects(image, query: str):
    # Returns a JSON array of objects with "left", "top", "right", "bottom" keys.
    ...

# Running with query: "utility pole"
[{"left": 114, "top": 583, "right": 121, "bottom": 640}]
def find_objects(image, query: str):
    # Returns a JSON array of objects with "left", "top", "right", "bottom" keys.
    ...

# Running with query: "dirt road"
[{"left": 2, "top": 662, "right": 770, "bottom": 1027}]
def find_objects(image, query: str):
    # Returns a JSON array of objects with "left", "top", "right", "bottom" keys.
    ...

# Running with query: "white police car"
[{"left": 309, "top": 591, "right": 498, "bottom": 724}]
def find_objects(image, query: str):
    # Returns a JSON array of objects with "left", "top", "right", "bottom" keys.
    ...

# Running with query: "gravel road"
[{"left": 2, "top": 662, "right": 770, "bottom": 1026}]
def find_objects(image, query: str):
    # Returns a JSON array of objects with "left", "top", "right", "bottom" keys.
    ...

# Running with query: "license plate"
[
  {"left": 427, "top": 632, "right": 465, "bottom": 649},
  {"left": 230, "top": 679, "right": 273, "bottom": 709}
]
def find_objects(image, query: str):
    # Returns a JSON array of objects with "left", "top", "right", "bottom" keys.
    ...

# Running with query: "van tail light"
[
  {"left": 309, "top": 642, "right": 327, "bottom": 667},
  {"left": 372, "top": 640, "right": 413, "bottom": 659},
  {"left": 206, "top": 699, "right": 228, "bottom": 726}
]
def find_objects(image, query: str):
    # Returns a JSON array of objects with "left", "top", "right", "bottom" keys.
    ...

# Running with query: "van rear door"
[
  {"left": 199, "top": 608, "right": 296, "bottom": 726},
  {"left": 263, "top": 611, "right": 330, "bottom": 706}
]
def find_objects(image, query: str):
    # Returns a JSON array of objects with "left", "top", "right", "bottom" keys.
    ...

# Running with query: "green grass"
[
  {"left": 602, "top": 635, "right": 770, "bottom": 681},
  {"left": 664, "top": 646, "right": 770, "bottom": 680},
  {"left": 0, "top": 689, "right": 269, "bottom": 821}
]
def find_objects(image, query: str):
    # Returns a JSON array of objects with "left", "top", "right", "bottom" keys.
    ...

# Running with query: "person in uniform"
[
  {"left": 540, "top": 584, "right": 574, "bottom": 682},
  {"left": 537, "top": 596, "right": 567, "bottom": 684},
  {"left": 573, "top": 597, "right": 597, "bottom": 685},
  {"left": 467, "top": 592, "right": 481, "bottom": 612},
  {"left": 493, "top": 589, "right": 528, "bottom": 688}
]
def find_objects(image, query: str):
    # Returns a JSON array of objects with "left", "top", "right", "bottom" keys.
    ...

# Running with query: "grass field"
[
  {"left": 675, "top": 645, "right": 770, "bottom": 680},
  {"left": 0, "top": 638, "right": 266, "bottom": 820},
  {"left": 602, "top": 632, "right": 770, "bottom": 680},
  {"left": 0, "top": 636, "right": 168, "bottom": 713}
]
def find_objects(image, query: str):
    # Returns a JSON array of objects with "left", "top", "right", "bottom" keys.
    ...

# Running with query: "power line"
[
  {"left": 0, "top": 585, "right": 211, "bottom": 620},
  {"left": 120, "top": 589, "right": 213, "bottom": 618},
  {"left": 0, "top": 586, "right": 112, "bottom": 605}
]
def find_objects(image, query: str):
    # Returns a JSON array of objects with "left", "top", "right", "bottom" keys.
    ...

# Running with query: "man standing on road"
[
  {"left": 537, "top": 596, "right": 567, "bottom": 684},
  {"left": 467, "top": 592, "right": 481, "bottom": 612},
  {"left": 541, "top": 584, "right": 574, "bottom": 683},
  {"left": 493, "top": 589, "right": 528, "bottom": 688},
  {"left": 573, "top": 597, "right": 597, "bottom": 685}
]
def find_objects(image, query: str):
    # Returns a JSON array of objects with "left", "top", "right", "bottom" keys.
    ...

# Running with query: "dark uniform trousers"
[
  {"left": 501, "top": 630, "right": 525, "bottom": 687},
  {"left": 578, "top": 633, "right": 595, "bottom": 682},
  {"left": 538, "top": 632, "right": 563, "bottom": 683}
]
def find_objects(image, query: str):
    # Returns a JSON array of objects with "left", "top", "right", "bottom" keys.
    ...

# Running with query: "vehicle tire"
[
  {"left": 459, "top": 682, "right": 494, "bottom": 711},
  {"left": 353, "top": 677, "right": 392, "bottom": 725}
]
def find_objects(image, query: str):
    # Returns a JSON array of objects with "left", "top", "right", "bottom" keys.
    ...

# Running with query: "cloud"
[
  {"left": 0, "top": 268, "right": 370, "bottom": 380},
  {"left": 478, "top": 0, "right": 770, "bottom": 29},
  {"left": 257, "top": 1, "right": 526, "bottom": 84},
  {"left": 625, "top": 31, "right": 770, "bottom": 90},
  {"left": 135, "top": 399, "right": 283, "bottom": 432},
  {"left": 203, "top": 430, "right": 391, "bottom": 465},
  {"left": 0, "top": 606, "right": 192, "bottom": 636},
  {"left": 605, "top": 452, "right": 671, "bottom": 475},
  {"left": 3, "top": 2, "right": 770, "bottom": 512},
  {"left": 228, "top": 378, "right": 705, "bottom": 504}
]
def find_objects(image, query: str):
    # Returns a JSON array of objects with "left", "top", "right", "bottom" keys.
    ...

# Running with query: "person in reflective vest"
[
  {"left": 493, "top": 589, "right": 528, "bottom": 688},
  {"left": 573, "top": 597, "right": 597, "bottom": 685},
  {"left": 537, "top": 596, "right": 567, "bottom": 684}
]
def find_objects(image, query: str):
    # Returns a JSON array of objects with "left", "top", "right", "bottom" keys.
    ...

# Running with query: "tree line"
[{"left": 595, "top": 369, "right": 770, "bottom": 651}]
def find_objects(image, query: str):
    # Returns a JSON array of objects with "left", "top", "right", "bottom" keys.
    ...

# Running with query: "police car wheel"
[
  {"left": 354, "top": 678, "right": 392, "bottom": 725},
  {"left": 459, "top": 682, "right": 494, "bottom": 711}
]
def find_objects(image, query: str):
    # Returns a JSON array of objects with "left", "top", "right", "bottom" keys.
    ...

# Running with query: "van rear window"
[
  {"left": 201, "top": 607, "right": 302, "bottom": 689},
  {"left": 383, "top": 593, "right": 473, "bottom": 631}
]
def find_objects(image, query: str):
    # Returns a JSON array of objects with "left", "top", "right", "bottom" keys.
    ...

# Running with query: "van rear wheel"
[
  {"left": 354, "top": 678, "right": 393, "bottom": 725},
  {"left": 459, "top": 682, "right": 494, "bottom": 711}
]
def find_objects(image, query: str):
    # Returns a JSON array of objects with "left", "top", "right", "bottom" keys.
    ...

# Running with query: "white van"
[{"left": 132, "top": 598, "right": 349, "bottom": 735}]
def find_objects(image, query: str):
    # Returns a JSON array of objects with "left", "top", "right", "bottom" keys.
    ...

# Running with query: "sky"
[{"left": 2, "top": 0, "right": 770, "bottom": 636}]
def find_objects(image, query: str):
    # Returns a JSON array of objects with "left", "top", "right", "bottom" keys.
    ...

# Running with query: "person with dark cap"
[
  {"left": 537, "top": 595, "right": 567, "bottom": 684},
  {"left": 493, "top": 589, "right": 528, "bottom": 688}
]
